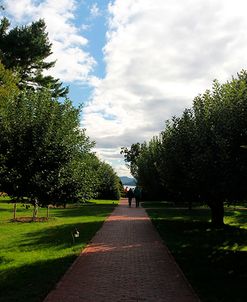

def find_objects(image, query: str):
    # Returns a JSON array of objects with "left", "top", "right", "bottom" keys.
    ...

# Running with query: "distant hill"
[{"left": 120, "top": 176, "right": 136, "bottom": 186}]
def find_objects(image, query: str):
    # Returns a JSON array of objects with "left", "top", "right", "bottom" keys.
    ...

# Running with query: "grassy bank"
[
  {"left": 144, "top": 203, "right": 247, "bottom": 302},
  {"left": 0, "top": 198, "right": 117, "bottom": 302}
]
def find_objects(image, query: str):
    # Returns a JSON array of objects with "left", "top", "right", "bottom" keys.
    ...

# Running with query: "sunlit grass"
[
  {"left": 88, "top": 199, "right": 119, "bottom": 205},
  {"left": 145, "top": 203, "right": 247, "bottom": 302},
  {"left": 0, "top": 198, "right": 117, "bottom": 302}
]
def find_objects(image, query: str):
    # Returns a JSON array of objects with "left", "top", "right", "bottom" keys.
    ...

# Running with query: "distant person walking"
[
  {"left": 134, "top": 186, "right": 142, "bottom": 208},
  {"left": 126, "top": 188, "right": 134, "bottom": 207}
]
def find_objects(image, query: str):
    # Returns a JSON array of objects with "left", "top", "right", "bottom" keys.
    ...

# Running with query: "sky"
[{"left": 2, "top": 0, "right": 247, "bottom": 177}]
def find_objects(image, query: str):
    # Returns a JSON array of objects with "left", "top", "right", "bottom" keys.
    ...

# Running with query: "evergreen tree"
[{"left": 0, "top": 18, "right": 68, "bottom": 97}]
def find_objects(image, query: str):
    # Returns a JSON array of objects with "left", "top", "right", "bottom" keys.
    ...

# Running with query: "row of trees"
[
  {"left": 0, "top": 17, "right": 121, "bottom": 213},
  {"left": 122, "top": 72, "right": 247, "bottom": 226}
]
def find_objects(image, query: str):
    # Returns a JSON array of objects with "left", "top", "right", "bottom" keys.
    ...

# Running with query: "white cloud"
[
  {"left": 4, "top": 0, "right": 247, "bottom": 177},
  {"left": 93, "top": 147, "right": 132, "bottom": 176},
  {"left": 114, "top": 163, "right": 131, "bottom": 177},
  {"left": 3, "top": 0, "right": 95, "bottom": 82},
  {"left": 82, "top": 0, "right": 247, "bottom": 176},
  {"left": 90, "top": 3, "right": 101, "bottom": 18}
]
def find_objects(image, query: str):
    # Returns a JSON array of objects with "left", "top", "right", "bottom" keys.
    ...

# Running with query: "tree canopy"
[
  {"left": 0, "top": 17, "right": 121, "bottom": 211},
  {"left": 0, "top": 88, "right": 92, "bottom": 202},
  {"left": 122, "top": 71, "right": 247, "bottom": 226}
]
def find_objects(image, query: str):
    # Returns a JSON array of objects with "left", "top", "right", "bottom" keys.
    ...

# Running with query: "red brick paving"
[{"left": 44, "top": 199, "right": 200, "bottom": 302}]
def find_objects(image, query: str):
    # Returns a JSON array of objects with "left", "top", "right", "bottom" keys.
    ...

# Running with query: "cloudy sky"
[{"left": 2, "top": 0, "right": 247, "bottom": 176}]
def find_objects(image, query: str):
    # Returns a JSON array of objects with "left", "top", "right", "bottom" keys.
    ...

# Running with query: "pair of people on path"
[{"left": 126, "top": 186, "right": 142, "bottom": 208}]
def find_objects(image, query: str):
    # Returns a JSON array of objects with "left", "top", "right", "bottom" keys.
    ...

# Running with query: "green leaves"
[
  {"left": 96, "top": 162, "right": 121, "bottom": 200},
  {"left": 0, "top": 89, "right": 94, "bottom": 204},
  {"left": 123, "top": 71, "right": 247, "bottom": 226},
  {"left": 0, "top": 17, "right": 120, "bottom": 206}
]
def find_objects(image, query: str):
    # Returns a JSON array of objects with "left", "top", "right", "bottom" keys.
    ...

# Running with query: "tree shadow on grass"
[
  {"left": 0, "top": 219, "right": 109, "bottom": 302},
  {"left": 18, "top": 221, "right": 104, "bottom": 251},
  {"left": 0, "top": 256, "right": 75, "bottom": 302},
  {"left": 150, "top": 214, "right": 247, "bottom": 302},
  {"left": 0, "top": 207, "right": 14, "bottom": 212},
  {"left": 49, "top": 204, "right": 115, "bottom": 219}
]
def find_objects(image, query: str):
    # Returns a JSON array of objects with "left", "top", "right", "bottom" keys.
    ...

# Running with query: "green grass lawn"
[
  {"left": 0, "top": 198, "right": 118, "bottom": 302},
  {"left": 144, "top": 202, "right": 247, "bottom": 302}
]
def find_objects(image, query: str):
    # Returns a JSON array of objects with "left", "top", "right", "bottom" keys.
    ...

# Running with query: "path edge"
[
  {"left": 142, "top": 205, "right": 201, "bottom": 302},
  {"left": 43, "top": 202, "right": 119, "bottom": 302}
]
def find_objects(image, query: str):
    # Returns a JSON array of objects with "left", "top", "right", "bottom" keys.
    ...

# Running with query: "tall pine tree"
[{"left": 0, "top": 18, "right": 68, "bottom": 97}]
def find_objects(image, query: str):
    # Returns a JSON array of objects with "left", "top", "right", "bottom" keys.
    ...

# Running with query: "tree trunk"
[
  {"left": 13, "top": 203, "right": 17, "bottom": 220},
  {"left": 32, "top": 199, "right": 38, "bottom": 220},
  {"left": 209, "top": 200, "right": 224, "bottom": 227},
  {"left": 46, "top": 205, "right": 49, "bottom": 219}
]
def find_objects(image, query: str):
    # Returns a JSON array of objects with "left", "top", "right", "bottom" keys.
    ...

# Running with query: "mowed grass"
[
  {"left": 0, "top": 198, "right": 118, "bottom": 302},
  {"left": 144, "top": 202, "right": 247, "bottom": 302}
]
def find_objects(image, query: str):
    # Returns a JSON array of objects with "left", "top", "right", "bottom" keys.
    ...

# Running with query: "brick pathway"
[{"left": 44, "top": 199, "right": 200, "bottom": 302}]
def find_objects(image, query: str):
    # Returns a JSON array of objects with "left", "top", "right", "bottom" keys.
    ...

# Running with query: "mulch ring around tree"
[{"left": 11, "top": 217, "right": 49, "bottom": 222}]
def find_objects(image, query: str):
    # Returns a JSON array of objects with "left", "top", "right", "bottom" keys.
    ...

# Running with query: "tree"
[
  {"left": 121, "top": 143, "right": 142, "bottom": 179},
  {"left": 158, "top": 111, "right": 198, "bottom": 206},
  {"left": 0, "top": 15, "right": 121, "bottom": 211},
  {"left": 0, "top": 61, "right": 19, "bottom": 102},
  {"left": 0, "top": 88, "right": 94, "bottom": 212},
  {"left": 118, "top": 179, "right": 125, "bottom": 198},
  {"left": 136, "top": 139, "right": 164, "bottom": 200},
  {"left": 190, "top": 73, "right": 247, "bottom": 225},
  {"left": 158, "top": 74, "right": 247, "bottom": 225},
  {"left": 96, "top": 162, "right": 121, "bottom": 200},
  {"left": 0, "top": 62, "right": 19, "bottom": 195},
  {"left": 121, "top": 139, "right": 164, "bottom": 200},
  {"left": 0, "top": 18, "right": 68, "bottom": 97},
  {"left": 51, "top": 153, "right": 102, "bottom": 207},
  {"left": 122, "top": 71, "right": 247, "bottom": 226}
]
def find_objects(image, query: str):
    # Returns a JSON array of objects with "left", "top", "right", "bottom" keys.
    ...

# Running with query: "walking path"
[{"left": 44, "top": 199, "right": 200, "bottom": 302}]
